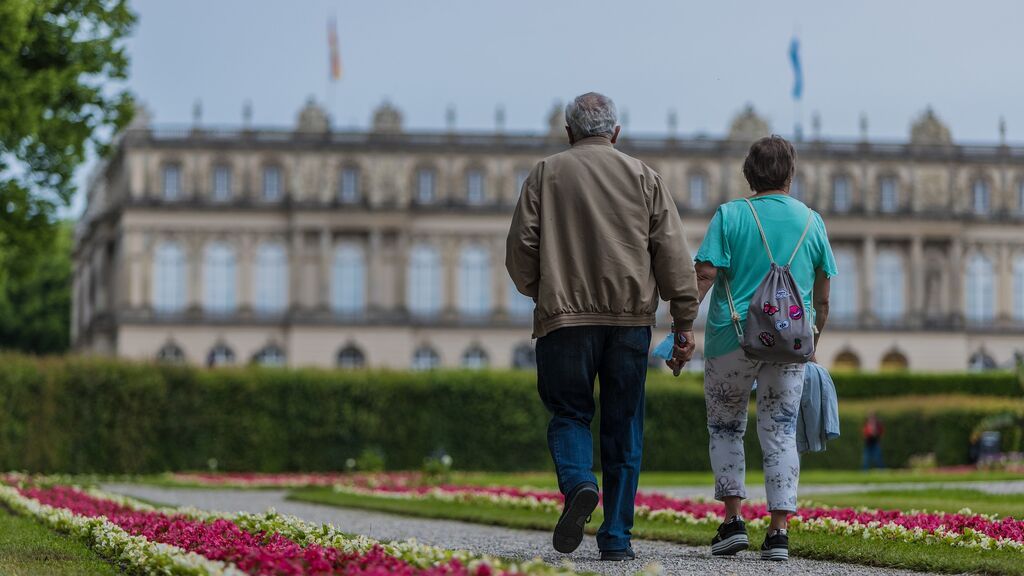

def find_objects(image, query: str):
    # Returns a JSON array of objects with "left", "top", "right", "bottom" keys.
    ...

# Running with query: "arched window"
[
  {"left": 971, "top": 179, "right": 990, "bottom": 215},
  {"left": 458, "top": 245, "right": 490, "bottom": 317},
  {"left": 789, "top": 175, "right": 804, "bottom": 202},
  {"left": 512, "top": 342, "right": 536, "bottom": 369},
  {"left": 262, "top": 165, "right": 282, "bottom": 201},
  {"left": 212, "top": 164, "right": 232, "bottom": 202},
  {"left": 874, "top": 250, "right": 904, "bottom": 322},
  {"left": 338, "top": 166, "right": 360, "bottom": 203},
  {"left": 416, "top": 167, "right": 436, "bottom": 204},
  {"left": 965, "top": 253, "right": 995, "bottom": 323},
  {"left": 332, "top": 243, "right": 365, "bottom": 315},
  {"left": 1014, "top": 255, "right": 1024, "bottom": 322},
  {"left": 203, "top": 242, "right": 237, "bottom": 315},
  {"left": 207, "top": 343, "right": 235, "bottom": 367},
  {"left": 880, "top": 349, "right": 909, "bottom": 372},
  {"left": 688, "top": 173, "right": 708, "bottom": 210},
  {"left": 156, "top": 342, "right": 185, "bottom": 364},
  {"left": 466, "top": 169, "right": 485, "bottom": 205},
  {"left": 969, "top": 349, "right": 998, "bottom": 372},
  {"left": 153, "top": 241, "right": 187, "bottom": 314},
  {"left": 162, "top": 164, "right": 181, "bottom": 200},
  {"left": 253, "top": 242, "right": 288, "bottom": 315},
  {"left": 832, "top": 175, "right": 852, "bottom": 213},
  {"left": 408, "top": 244, "right": 442, "bottom": 317},
  {"left": 879, "top": 177, "right": 899, "bottom": 213},
  {"left": 506, "top": 278, "right": 533, "bottom": 319},
  {"left": 832, "top": 248, "right": 859, "bottom": 322},
  {"left": 412, "top": 345, "right": 440, "bottom": 371},
  {"left": 252, "top": 344, "right": 286, "bottom": 367},
  {"left": 462, "top": 345, "right": 489, "bottom": 369},
  {"left": 833, "top": 350, "right": 861, "bottom": 372},
  {"left": 337, "top": 345, "right": 366, "bottom": 369}
]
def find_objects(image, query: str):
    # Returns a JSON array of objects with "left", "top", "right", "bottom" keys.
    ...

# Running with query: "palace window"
[
  {"left": 965, "top": 253, "right": 995, "bottom": 323},
  {"left": 407, "top": 244, "right": 442, "bottom": 316},
  {"left": 879, "top": 177, "right": 899, "bottom": 213},
  {"left": 789, "top": 175, "right": 804, "bottom": 202},
  {"left": 262, "top": 165, "right": 282, "bottom": 201},
  {"left": 203, "top": 242, "right": 237, "bottom": 315},
  {"left": 212, "top": 164, "right": 231, "bottom": 201},
  {"left": 411, "top": 345, "right": 440, "bottom": 371},
  {"left": 874, "top": 250, "right": 905, "bottom": 322},
  {"left": 162, "top": 164, "right": 181, "bottom": 200},
  {"left": 337, "top": 345, "right": 366, "bottom": 369},
  {"left": 458, "top": 245, "right": 490, "bottom": 317},
  {"left": 207, "top": 343, "right": 235, "bottom": 367},
  {"left": 971, "top": 179, "right": 990, "bottom": 215},
  {"left": 462, "top": 346, "right": 489, "bottom": 369},
  {"left": 832, "top": 249, "right": 859, "bottom": 322},
  {"left": 689, "top": 173, "right": 708, "bottom": 210},
  {"left": 832, "top": 350, "right": 861, "bottom": 372},
  {"left": 466, "top": 169, "right": 485, "bottom": 205},
  {"left": 506, "top": 277, "right": 533, "bottom": 319},
  {"left": 880, "top": 350, "right": 909, "bottom": 372},
  {"left": 1014, "top": 255, "right": 1024, "bottom": 322},
  {"left": 339, "top": 166, "right": 360, "bottom": 203},
  {"left": 832, "top": 175, "right": 852, "bottom": 213},
  {"left": 331, "top": 243, "right": 365, "bottom": 315},
  {"left": 416, "top": 168, "right": 436, "bottom": 204},
  {"left": 156, "top": 342, "right": 185, "bottom": 364},
  {"left": 253, "top": 344, "right": 286, "bottom": 367},
  {"left": 153, "top": 241, "right": 187, "bottom": 314},
  {"left": 512, "top": 342, "right": 536, "bottom": 369},
  {"left": 253, "top": 242, "right": 289, "bottom": 315}
]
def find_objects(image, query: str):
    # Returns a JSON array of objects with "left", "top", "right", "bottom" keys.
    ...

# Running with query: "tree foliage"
[{"left": 0, "top": 0, "right": 134, "bottom": 353}]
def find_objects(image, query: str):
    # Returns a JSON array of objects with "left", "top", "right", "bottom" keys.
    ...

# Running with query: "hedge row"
[{"left": 0, "top": 353, "right": 1021, "bottom": 474}]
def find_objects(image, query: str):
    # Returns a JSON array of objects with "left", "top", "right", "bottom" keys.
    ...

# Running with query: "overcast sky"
[{"left": 126, "top": 0, "right": 1021, "bottom": 142}]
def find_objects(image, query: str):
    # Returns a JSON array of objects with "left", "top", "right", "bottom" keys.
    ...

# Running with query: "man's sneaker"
[
  {"left": 600, "top": 547, "right": 636, "bottom": 561},
  {"left": 760, "top": 530, "right": 789, "bottom": 561},
  {"left": 710, "top": 517, "right": 749, "bottom": 556},
  {"left": 552, "top": 482, "right": 599, "bottom": 553}
]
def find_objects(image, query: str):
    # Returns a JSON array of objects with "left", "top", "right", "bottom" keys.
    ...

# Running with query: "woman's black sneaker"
[
  {"left": 760, "top": 530, "right": 789, "bottom": 561},
  {"left": 552, "top": 482, "right": 599, "bottom": 553},
  {"left": 710, "top": 516, "right": 748, "bottom": 556}
]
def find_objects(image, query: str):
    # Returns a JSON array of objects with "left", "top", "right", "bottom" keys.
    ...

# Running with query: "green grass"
[
  {"left": 811, "top": 488, "right": 1024, "bottom": 517},
  {"left": 289, "top": 487, "right": 1024, "bottom": 575},
  {"left": 0, "top": 507, "right": 119, "bottom": 575},
  {"left": 453, "top": 468, "right": 1024, "bottom": 489}
]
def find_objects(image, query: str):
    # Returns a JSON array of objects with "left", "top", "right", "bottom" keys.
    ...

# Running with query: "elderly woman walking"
[{"left": 669, "top": 135, "right": 836, "bottom": 561}]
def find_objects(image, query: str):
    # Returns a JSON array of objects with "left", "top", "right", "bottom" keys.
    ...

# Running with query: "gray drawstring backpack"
[{"left": 722, "top": 198, "right": 815, "bottom": 364}]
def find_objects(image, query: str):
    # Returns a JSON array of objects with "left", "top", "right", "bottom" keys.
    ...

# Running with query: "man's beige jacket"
[{"left": 506, "top": 136, "right": 699, "bottom": 338}]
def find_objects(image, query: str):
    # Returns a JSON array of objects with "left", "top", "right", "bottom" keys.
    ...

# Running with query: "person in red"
[{"left": 862, "top": 412, "right": 885, "bottom": 470}]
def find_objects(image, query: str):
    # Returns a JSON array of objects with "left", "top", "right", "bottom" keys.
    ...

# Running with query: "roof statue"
[
  {"left": 728, "top": 104, "right": 770, "bottom": 141},
  {"left": 372, "top": 100, "right": 403, "bottom": 134},
  {"left": 296, "top": 96, "right": 330, "bottom": 133},
  {"left": 910, "top": 107, "right": 952, "bottom": 146}
]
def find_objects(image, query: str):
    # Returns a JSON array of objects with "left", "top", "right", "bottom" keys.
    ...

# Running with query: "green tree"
[
  {"left": 0, "top": 1, "right": 134, "bottom": 353},
  {"left": 0, "top": 221, "right": 72, "bottom": 353}
]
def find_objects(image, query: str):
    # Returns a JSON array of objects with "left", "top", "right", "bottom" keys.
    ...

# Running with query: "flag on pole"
[
  {"left": 328, "top": 17, "right": 342, "bottom": 81},
  {"left": 789, "top": 36, "right": 802, "bottom": 100}
]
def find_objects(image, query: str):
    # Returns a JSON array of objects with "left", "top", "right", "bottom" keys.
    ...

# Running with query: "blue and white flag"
[{"left": 789, "top": 36, "right": 803, "bottom": 100}]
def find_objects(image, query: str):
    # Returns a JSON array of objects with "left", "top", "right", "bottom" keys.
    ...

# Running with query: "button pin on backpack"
[
  {"left": 775, "top": 289, "right": 791, "bottom": 300},
  {"left": 758, "top": 332, "right": 776, "bottom": 347},
  {"left": 788, "top": 305, "right": 803, "bottom": 320},
  {"left": 763, "top": 302, "right": 779, "bottom": 316},
  {"left": 775, "top": 320, "right": 790, "bottom": 331}
]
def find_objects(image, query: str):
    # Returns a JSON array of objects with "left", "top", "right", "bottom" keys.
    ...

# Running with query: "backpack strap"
[
  {"left": 722, "top": 274, "right": 744, "bottom": 340},
  {"left": 741, "top": 198, "right": 775, "bottom": 265},
  {"left": 786, "top": 210, "right": 815, "bottom": 267}
]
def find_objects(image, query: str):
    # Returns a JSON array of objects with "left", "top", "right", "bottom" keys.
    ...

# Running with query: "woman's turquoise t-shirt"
[{"left": 694, "top": 194, "right": 837, "bottom": 359}]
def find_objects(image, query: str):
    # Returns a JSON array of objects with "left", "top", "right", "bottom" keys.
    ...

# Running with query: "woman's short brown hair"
[{"left": 742, "top": 135, "right": 796, "bottom": 193}]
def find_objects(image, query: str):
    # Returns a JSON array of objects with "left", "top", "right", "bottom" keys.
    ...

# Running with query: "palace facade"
[{"left": 72, "top": 100, "right": 1024, "bottom": 372}]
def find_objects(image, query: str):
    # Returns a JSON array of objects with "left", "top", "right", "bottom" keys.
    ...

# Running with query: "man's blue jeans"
[{"left": 536, "top": 325, "right": 651, "bottom": 552}]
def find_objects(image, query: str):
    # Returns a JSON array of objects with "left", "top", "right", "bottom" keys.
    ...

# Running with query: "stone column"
[
  {"left": 319, "top": 228, "right": 332, "bottom": 310},
  {"left": 491, "top": 235, "right": 505, "bottom": 320},
  {"left": 289, "top": 229, "right": 303, "bottom": 312},
  {"left": 998, "top": 243, "right": 1012, "bottom": 324},
  {"left": 910, "top": 235, "right": 925, "bottom": 326},
  {"left": 367, "top": 229, "right": 384, "bottom": 312},
  {"left": 949, "top": 237, "right": 964, "bottom": 326},
  {"left": 394, "top": 233, "right": 409, "bottom": 315},
  {"left": 238, "top": 233, "right": 253, "bottom": 313},
  {"left": 861, "top": 235, "right": 876, "bottom": 325},
  {"left": 187, "top": 234, "right": 203, "bottom": 312},
  {"left": 443, "top": 236, "right": 458, "bottom": 319}
]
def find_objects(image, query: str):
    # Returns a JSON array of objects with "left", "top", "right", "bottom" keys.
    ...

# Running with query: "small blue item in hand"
[{"left": 652, "top": 332, "right": 676, "bottom": 360}]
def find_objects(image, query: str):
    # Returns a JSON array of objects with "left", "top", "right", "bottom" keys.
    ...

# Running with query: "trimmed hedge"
[{"left": 0, "top": 353, "right": 1021, "bottom": 474}]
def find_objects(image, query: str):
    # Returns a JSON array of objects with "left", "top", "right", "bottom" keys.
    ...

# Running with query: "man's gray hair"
[{"left": 565, "top": 92, "right": 618, "bottom": 139}]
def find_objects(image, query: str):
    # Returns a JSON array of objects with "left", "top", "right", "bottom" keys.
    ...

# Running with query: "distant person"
[
  {"left": 862, "top": 412, "right": 885, "bottom": 470},
  {"left": 506, "top": 92, "right": 699, "bottom": 561},
  {"left": 680, "top": 135, "right": 835, "bottom": 562}
]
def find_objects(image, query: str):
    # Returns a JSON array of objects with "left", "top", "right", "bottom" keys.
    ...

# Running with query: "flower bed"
[
  {"left": 331, "top": 483, "right": 1024, "bottom": 552},
  {"left": 1, "top": 478, "right": 579, "bottom": 575}
]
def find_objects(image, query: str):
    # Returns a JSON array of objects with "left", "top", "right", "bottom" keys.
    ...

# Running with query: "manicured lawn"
[
  {"left": 0, "top": 507, "right": 119, "bottom": 575},
  {"left": 289, "top": 487, "right": 1024, "bottom": 575},
  {"left": 454, "top": 468, "right": 1024, "bottom": 489},
  {"left": 810, "top": 488, "right": 1024, "bottom": 518}
]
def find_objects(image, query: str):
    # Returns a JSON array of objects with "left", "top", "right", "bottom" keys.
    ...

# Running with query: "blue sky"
[{"left": 125, "top": 0, "right": 1021, "bottom": 142}]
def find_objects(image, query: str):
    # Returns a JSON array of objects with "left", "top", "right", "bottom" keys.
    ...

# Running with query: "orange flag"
[{"left": 328, "top": 17, "right": 342, "bottom": 81}]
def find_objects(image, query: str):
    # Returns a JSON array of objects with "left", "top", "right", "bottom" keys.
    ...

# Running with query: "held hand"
[{"left": 666, "top": 329, "right": 696, "bottom": 377}]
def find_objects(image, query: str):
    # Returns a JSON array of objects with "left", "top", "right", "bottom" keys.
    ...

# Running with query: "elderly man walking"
[{"left": 506, "top": 92, "right": 699, "bottom": 560}]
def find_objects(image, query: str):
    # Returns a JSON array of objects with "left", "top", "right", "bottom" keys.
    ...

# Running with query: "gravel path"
[
  {"left": 660, "top": 479, "right": 1024, "bottom": 500},
  {"left": 102, "top": 484, "right": 933, "bottom": 576}
]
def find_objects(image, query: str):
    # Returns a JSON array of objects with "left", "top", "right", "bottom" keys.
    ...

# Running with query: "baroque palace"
[{"left": 73, "top": 99, "right": 1024, "bottom": 372}]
